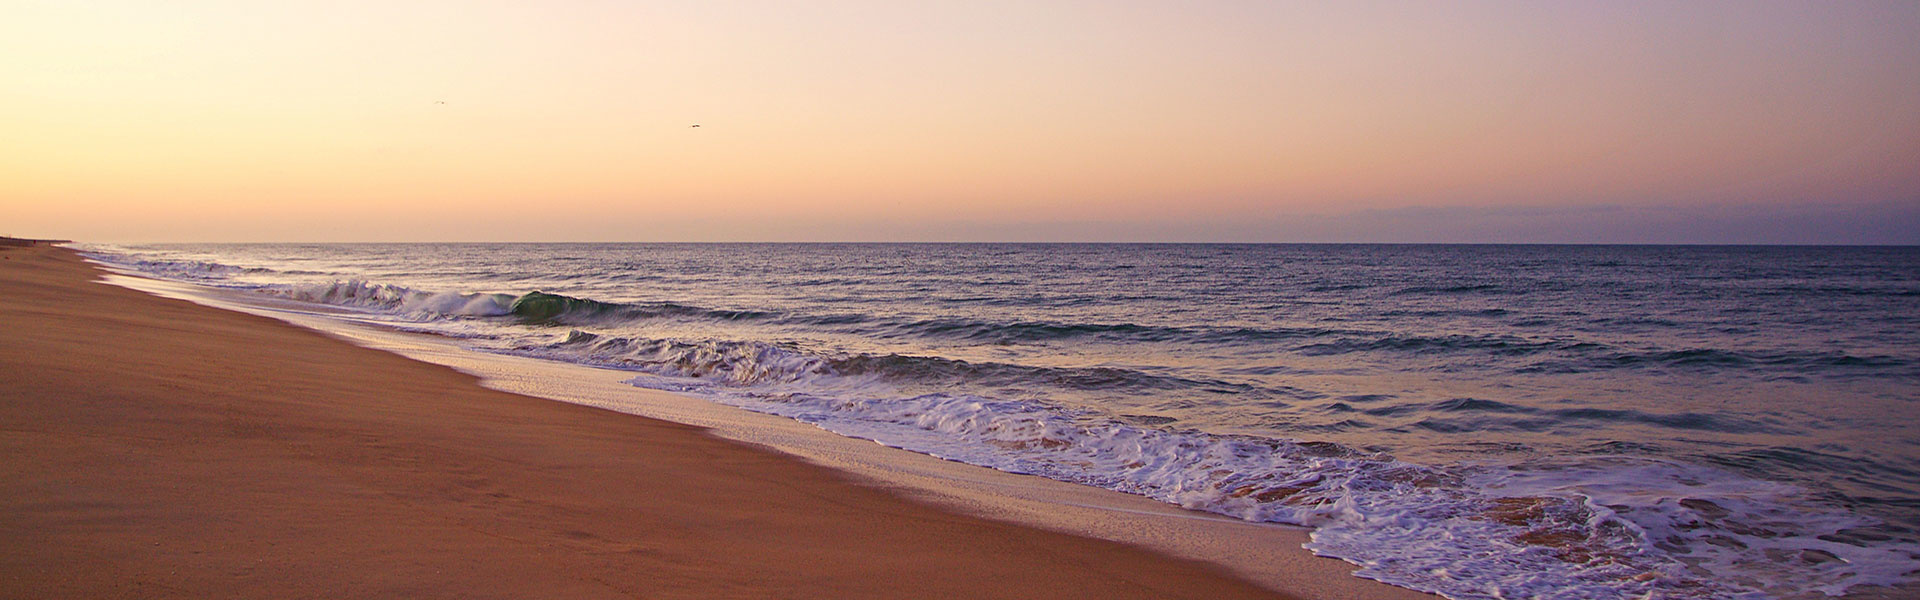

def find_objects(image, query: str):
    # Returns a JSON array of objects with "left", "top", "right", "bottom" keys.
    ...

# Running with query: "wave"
[
  {"left": 660, "top": 379, "right": 1919, "bottom": 600},
  {"left": 1390, "top": 283, "right": 1506, "bottom": 295},
  {"left": 105, "top": 249, "right": 1913, "bottom": 383},
  {"left": 518, "top": 330, "right": 1273, "bottom": 397},
  {"left": 266, "top": 280, "right": 518, "bottom": 318},
  {"left": 1750, "top": 284, "right": 1920, "bottom": 298},
  {"left": 1294, "top": 332, "right": 1910, "bottom": 376},
  {"left": 84, "top": 254, "right": 253, "bottom": 282},
  {"left": 858, "top": 318, "right": 1377, "bottom": 346},
  {"left": 1295, "top": 334, "right": 1603, "bottom": 357},
  {"left": 862, "top": 318, "right": 1182, "bottom": 343},
  {"left": 1522, "top": 348, "right": 1912, "bottom": 376},
  {"left": 524, "top": 331, "right": 1838, "bottom": 437},
  {"left": 259, "top": 283, "right": 774, "bottom": 326},
  {"left": 92, "top": 248, "right": 1917, "bottom": 385},
  {"left": 525, "top": 330, "right": 828, "bottom": 386},
  {"left": 246, "top": 278, "right": 1371, "bottom": 347},
  {"left": 1354, "top": 397, "right": 1790, "bottom": 435},
  {"left": 503, "top": 326, "right": 1920, "bottom": 596},
  {"left": 89, "top": 244, "right": 1920, "bottom": 598},
  {"left": 507, "top": 291, "right": 775, "bottom": 325}
]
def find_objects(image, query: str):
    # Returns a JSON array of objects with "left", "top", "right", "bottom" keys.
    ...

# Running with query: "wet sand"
[{"left": 0, "top": 242, "right": 1298, "bottom": 599}]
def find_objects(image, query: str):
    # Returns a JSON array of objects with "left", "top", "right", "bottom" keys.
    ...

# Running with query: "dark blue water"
[{"left": 86, "top": 243, "right": 1920, "bottom": 599}]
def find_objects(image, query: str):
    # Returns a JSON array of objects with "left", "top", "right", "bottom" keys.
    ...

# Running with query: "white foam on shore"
[
  {"left": 88, "top": 267, "right": 1436, "bottom": 600},
  {"left": 607, "top": 372, "right": 1918, "bottom": 600},
  {"left": 80, "top": 246, "right": 1920, "bottom": 600}
]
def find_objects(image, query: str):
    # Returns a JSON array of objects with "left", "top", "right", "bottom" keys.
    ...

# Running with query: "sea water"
[{"left": 79, "top": 243, "right": 1920, "bottom": 599}]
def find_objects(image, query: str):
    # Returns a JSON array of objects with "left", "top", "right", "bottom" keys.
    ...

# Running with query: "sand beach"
[{"left": 0, "top": 241, "right": 1321, "bottom": 599}]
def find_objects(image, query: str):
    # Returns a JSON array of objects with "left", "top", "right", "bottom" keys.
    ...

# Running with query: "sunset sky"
[{"left": 5, "top": 1, "right": 1918, "bottom": 243}]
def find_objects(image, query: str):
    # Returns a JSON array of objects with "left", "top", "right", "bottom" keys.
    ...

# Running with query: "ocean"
[{"left": 80, "top": 243, "right": 1920, "bottom": 599}]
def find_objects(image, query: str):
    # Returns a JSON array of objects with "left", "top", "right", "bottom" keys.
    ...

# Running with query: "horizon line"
[{"left": 59, "top": 240, "right": 1920, "bottom": 248}]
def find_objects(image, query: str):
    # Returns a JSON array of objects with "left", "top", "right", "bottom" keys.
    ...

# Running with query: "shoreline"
[
  {"left": 94, "top": 251, "right": 1435, "bottom": 600},
  {"left": 0, "top": 243, "right": 1425, "bottom": 598}
]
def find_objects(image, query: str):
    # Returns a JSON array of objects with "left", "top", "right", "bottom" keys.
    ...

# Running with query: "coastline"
[{"left": 0, "top": 243, "right": 1423, "bottom": 599}]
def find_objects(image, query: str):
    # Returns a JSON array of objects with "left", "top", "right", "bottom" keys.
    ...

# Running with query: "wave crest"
[
  {"left": 267, "top": 281, "right": 516, "bottom": 317},
  {"left": 667, "top": 383, "right": 1917, "bottom": 600}
]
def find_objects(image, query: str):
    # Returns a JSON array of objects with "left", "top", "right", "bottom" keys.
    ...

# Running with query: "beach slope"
[{"left": 0, "top": 243, "right": 1284, "bottom": 599}]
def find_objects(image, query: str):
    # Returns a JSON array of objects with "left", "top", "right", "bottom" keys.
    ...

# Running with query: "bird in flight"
[{"left": 690, "top": 124, "right": 701, "bottom": 128}]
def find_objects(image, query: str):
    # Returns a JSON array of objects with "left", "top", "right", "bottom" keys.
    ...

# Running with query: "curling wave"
[{"left": 85, "top": 243, "right": 1920, "bottom": 600}]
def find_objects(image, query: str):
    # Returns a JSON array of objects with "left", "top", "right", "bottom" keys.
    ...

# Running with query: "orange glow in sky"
[{"left": 4, "top": 1, "right": 1918, "bottom": 242}]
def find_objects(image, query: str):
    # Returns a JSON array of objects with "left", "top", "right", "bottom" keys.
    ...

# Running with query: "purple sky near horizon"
[{"left": 4, "top": 1, "right": 1917, "bottom": 243}]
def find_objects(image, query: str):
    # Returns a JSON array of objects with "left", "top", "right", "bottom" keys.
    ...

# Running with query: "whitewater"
[{"left": 78, "top": 242, "right": 1920, "bottom": 599}]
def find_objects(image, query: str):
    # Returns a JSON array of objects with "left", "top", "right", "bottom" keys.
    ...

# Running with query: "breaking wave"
[
  {"left": 212, "top": 280, "right": 1920, "bottom": 380},
  {"left": 85, "top": 244, "right": 1920, "bottom": 599},
  {"left": 643, "top": 376, "right": 1919, "bottom": 600}
]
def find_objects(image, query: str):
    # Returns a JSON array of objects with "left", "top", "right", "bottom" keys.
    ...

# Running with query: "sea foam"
[{"left": 83, "top": 243, "right": 1920, "bottom": 600}]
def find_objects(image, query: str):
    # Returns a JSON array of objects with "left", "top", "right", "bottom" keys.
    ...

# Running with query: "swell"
[
  {"left": 84, "top": 255, "right": 267, "bottom": 282},
  {"left": 83, "top": 246, "right": 1918, "bottom": 385},
  {"left": 507, "top": 291, "right": 775, "bottom": 324},
  {"left": 264, "top": 282, "right": 1343, "bottom": 343},
  {"left": 266, "top": 280, "right": 519, "bottom": 318},
  {"left": 520, "top": 330, "right": 1271, "bottom": 397},
  {"left": 1352, "top": 397, "right": 1791, "bottom": 435},
  {"left": 85, "top": 248, "right": 1916, "bottom": 380},
  {"left": 224, "top": 280, "right": 1920, "bottom": 379},
  {"left": 500, "top": 291, "right": 1365, "bottom": 346},
  {"left": 1302, "top": 334, "right": 1909, "bottom": 376},
  {"left": 90, "top": 245, "right": 1920, "bottom": 599}
]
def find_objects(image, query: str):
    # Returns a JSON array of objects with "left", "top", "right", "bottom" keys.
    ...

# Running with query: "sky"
[{"left": 4, "top": 0, "right": 1918, "bottom": 243}]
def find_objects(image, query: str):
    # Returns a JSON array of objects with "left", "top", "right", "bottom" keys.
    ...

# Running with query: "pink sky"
[{"left": 5, "top": 1, "right": 1917, "bottom": 242}]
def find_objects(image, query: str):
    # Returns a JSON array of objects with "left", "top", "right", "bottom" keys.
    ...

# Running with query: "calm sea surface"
[{"left": 84, "top": 243, "right": 1920, "bottom": 599}]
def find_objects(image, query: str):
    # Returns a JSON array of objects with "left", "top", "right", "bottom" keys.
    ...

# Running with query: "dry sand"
[{"left": 0, "top": 242, "right": 1298, "bottom": 599}]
